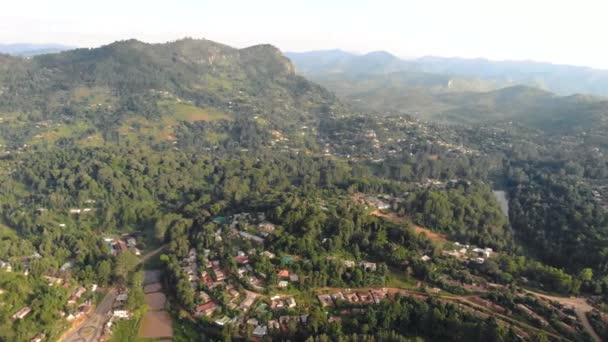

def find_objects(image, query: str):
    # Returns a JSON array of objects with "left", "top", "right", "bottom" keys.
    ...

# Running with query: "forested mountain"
[
  {"left": 0, "top": 38, "right": 346, "bottom": 149},
  {"left": 286, "top": 49, "right": 608, "bottom": 96}
]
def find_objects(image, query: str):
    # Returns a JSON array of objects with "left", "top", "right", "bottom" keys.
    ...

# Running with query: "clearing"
[{"left": 370, "top": 210, "right": 448, "bottom": 243}]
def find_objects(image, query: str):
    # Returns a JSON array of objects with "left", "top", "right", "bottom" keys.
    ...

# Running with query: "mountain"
[
  {"left": 286, "top": 49, "right": 405, "bottom": 75},
  {"left": 0, "top": 43, "right": 76, "bottom": 56},
  {"left": 285, "top": 50, "right": 608, "bottom": 96},
  {"left": 306, "top": 68, "right": 608, "bottom": 134},
  {"left": 0, "top": 38, "right": 347, "bottom": 149}
]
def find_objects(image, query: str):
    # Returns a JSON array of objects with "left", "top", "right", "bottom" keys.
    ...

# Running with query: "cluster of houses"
[
  {"left": 442, "top": 242, "right": 494, "bottom": 264},
  {"left": 103, "top": 234, "right": 140, "bottom": 256},
  {"left": 318, "top": 289, "right": 388, "bottom": 307},
  {"left": 66, "top": 285, "right": 93, "bottom": 321}
]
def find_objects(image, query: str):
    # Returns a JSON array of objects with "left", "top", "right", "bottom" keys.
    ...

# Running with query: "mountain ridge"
[{"left": 285, "top": 50, "right": 608, "bottom": 96}]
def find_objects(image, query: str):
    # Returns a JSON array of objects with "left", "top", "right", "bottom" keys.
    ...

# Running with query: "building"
[
  {"left": 278, "top": 269, "right": 290, "bottom": 278},
  {"left": 29, "top": 333, "right": 45, "bottom": 342},
  {"left": 113, "top": 310, "right": 130, "bottom": 318},
  {"left": 12, "top": 306, "right": 32, "bottom": 320},
  {"left": 195, "top": 301, "right": 218, "bottom": 317},
  {"left": 317, "top": 294, "right": 334, "bottom": 307},
  {"left": 343, "top": 260, "right": 356, "bottom": 268},
  {"left": 278, "top": 280, "right": 289, "bottom": 288},
  {"left": 359, "top": 261, "right": 377, "bottom": 272},
  {"left": 238, "top": 231, "right": 264, "bottom": 244},
  {"left": 253, "top": 325, "right": 268, "bottom": 337},
  {"left": 286, "top": 297, "right": 297, "bottom": 308}
]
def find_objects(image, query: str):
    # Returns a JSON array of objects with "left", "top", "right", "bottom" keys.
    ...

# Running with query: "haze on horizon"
[{"left": 1, "top": 0, "right": 607, "bottom": 69}]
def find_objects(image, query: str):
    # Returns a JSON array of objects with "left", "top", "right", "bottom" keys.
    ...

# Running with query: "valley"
[{"left": 0, "top": 38, "right": 607, "bottom": 342}]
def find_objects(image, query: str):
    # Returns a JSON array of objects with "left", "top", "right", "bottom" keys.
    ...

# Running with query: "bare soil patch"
[
  {"left": 145, "top": 292, "right": 167, "bottom": 311},
  {"left": 144, "top": 282, "right": 163, "bottom": 294},
  {"left": 138, "top": 310, "right": 174, "bottom": 339},
  {"left": 370, "top": 210, "right": 448, "bottom": 243}
]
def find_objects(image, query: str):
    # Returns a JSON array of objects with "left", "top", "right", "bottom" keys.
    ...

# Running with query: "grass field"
[{"left": 159, "top": 101, "right": 232, "bottom": 122}]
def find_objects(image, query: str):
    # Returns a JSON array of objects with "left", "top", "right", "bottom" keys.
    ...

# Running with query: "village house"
[
  {"left": 214, "top": 316, "right": 231, "bottom": 326},
  {"left": 286, "top": 297, "right": 297, "bottom": 308},
  {"left": 12, "top": 306, "right": 32, "bottom": 320},
  {"left": 258, "top": 222, "right": 276, "bottom": 233},
  {"left": 358, "top": 292, "right": 374, "bottom": 304},
  {"left": 198, "top": 291, "right": 211, "bottom": 303},
  {"left": 370, "top": 289, "right": 388, "bottom": 304},
  {"left": 268, "top": 319, "right": 280, "bottom": 330},
  {"left": 196, "top": 301, "right": 218, "bottom": 317},
  {"left": 238, "top": 231, "right": 264, "bottom": 244},
  {"left": 420, "top": 255, "right": 431, "bottom": 262},
  {"left": 359, "top": 261, "right": 377, "bottom": 272},
  {"left": 29, "top": 333, "right": 45, "bottom": 342},
  {"left": 253, "top": 324, "right": 268, "bottom": 338},
  {"left": 345, "top": 292, "right": 360, "bottom": 303},
  {"left": 240, "top": 292, "right": 257, "bottom": 311},
  {"left": 278, "top": 280, "right": 289, "bottom": 288},
  {"left": 116, "top": 293, "right": 128, "bottom": 303},
  {"left": 113, "top": 310, "right": 130, "bottom": 318},
  {"left": 318, "top": 294, "right": 334, "bottom": 307},
  {"left": 343, "top": 260, "right": 356, "bottom": 268},
  {"left": 261, "top": 250, "right": 276, "bottom": 259},
  {"left": 126, "top": 237, "right": 137, "bottom": 248},
  {"left": 331, "top": 292, "right": 346, "bottom": 303},
  {"left": 278, "top": 269, "right": 290, "bottom": 278},
  {"left": 235, "top": 255, "right": 249, "bottom": 264},
  {"left": 68, "top": 287, "right": 87, "bottom": 305}
]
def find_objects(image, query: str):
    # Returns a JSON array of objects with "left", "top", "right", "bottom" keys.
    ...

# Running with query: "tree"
[
  {"left": 98, "top": 259, "right": 113, "bottom": 285},
  {"left": 114, "top": 252, "right": 139, "bottom": 284}
]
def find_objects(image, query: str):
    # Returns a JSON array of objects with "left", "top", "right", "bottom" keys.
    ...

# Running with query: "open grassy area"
[
  {"left": 386, "top": 268, "right": 418, "bottom": 289},
  {"left": 159, "top": 101, "right": 232, "bottom": 122}
]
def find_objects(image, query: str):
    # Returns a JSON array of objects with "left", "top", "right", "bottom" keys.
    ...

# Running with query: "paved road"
[
  {"left": 60, "top": 245, "right": 167, "bottom": 342},
  {"left": 525, "top": 290, "right": 601, "bottom": 342}
]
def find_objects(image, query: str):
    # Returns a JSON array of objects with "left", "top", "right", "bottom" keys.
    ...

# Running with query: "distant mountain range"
[
  {"left": 285, "top": 50, "right": 608, "bottom": 97},
  {"left": 0, "top": 43, "right": 76, "bottom": 56},
  {"left": 286, "top": 50, "right": 608, "bottom": 135}
]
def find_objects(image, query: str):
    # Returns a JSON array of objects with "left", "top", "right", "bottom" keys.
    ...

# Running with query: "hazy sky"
[{"left": 1, "top": 0, "right": 607, "bottom": 68}]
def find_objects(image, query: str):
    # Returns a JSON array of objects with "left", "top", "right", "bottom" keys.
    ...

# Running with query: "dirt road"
[{"left": 525, "top": 290, "right": 601, "bottom": 342}]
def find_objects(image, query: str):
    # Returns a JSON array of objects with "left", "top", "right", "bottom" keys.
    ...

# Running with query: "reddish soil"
[{"left": 370, "top": 210, "right": 448, "bottom": 242}]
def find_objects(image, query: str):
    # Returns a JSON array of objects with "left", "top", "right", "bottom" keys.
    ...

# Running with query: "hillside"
[
  {"left": 286, "top": 49, "right": 608, "bottom": 96},
  {"left": 0, "top": 39, "right": 347, "bottom": 149},
  {"left": 306, "top": 69, "right": 608, "bottom": 136}
]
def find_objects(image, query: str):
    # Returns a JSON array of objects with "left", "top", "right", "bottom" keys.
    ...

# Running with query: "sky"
[{"left": 1, "top": 0, "right": 607, "bottom": 68}]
